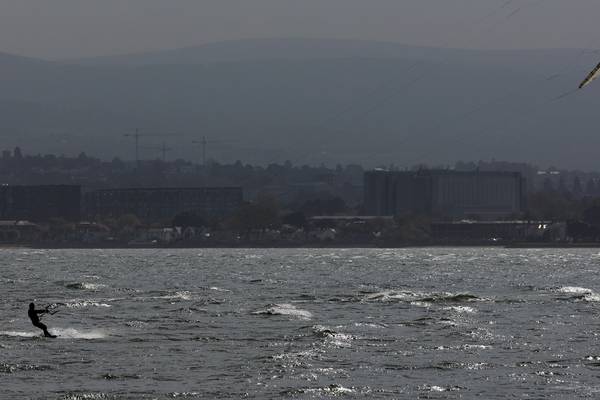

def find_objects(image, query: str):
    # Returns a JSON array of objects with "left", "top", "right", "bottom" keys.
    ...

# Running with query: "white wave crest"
[
  {"left": 209, "top": 287, "right": 231, "bottom": 292},
  {"left": 313, "top": 325, "right": 354, "bottom": 346},
  {"left": 66, "top": 282, "right": 106, "bottom": 290},
  {"left": 365, "top": 290, "right": 420, "bottom": 302},
  {"left": 50, "top": 328, "right": 107, "bottom": 339},
  {"left": 443, "top": 305, "right": 476, "bottom": 314},
  {"left": 273, "top": 349, "right": 320, "bottom": 360},
  {"left": 420, "top": 385, "right": 461, "bottom": 392},
  {"left": 58, "top": 392, "right": 111, "bottom": 399},
  {"left": 410, "top": 301, "right": 432, "bottom": 308},
  {"left": 0, "top": 331, "right": 38, "bottom": 338},
  {"left": 0, "top": 329, "right": 105, "bottom": 340},
  {"left": 462, "top": 344, "right": 492, "bottom": 350},
  {"left": 153, "top": 291, "right": 193, "bottom": 301},
  {"left": 584, "top": 293, "right": 600, "bottom": 302},
  {"left": 558, "top": 286, "right": 593, "bottom": 294},
  {"left": 252, "top": 303, "right": 313, "bottom": 320},
  {"left": 353, "top": 322, "right": 387, "bottom": 329},
  {"left": 558, "top": 286, "right": 600, "bottom": 302},
  {"left": 126, "top": 320, "right": 149, "bottom": 328},
  {"left": 428, "top": 386, "right": 446, "bottom": 392},
  {"left": 65, "top": 301, "right": 111, "bottom": 308},
  {"left": 296, "top": 386, "right": 356, "bottom": 395}
]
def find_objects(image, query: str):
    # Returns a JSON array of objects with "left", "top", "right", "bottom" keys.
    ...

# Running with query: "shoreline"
[{"left": 2, "top": 242, "right": 600, "bottom": 249}]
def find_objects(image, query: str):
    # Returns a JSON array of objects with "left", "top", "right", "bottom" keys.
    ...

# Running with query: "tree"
[
  {"left": 542, "top": 178, "right": 554, "bottom": 193},
  {"left": 385, "top": 215, "right": 431, "bottom": 244},
  {"left": 282, "top": 211, "right": 307, "bottom": 228},
  {"left": 527, "top": 192, "right": 580, "bottom": 221},
  {"left": 47, "top": 218, "right": 76, "bottom": 241},
  {"left": 558, "top": 176, "right": 569, "bottom": 196},
  {"left": 228, "top": 195, "right": 280, "bottom": 233},
  {"left": 586, "top": 178, "right": 597, "bottom": 196},
  {"left": 172, "top": 211, "right": 206, "bottom": 228},
  {"left": 300, "top": 196, "right": 347, "bottom": 216},
  {"left": 568, "top": 221, "right": 600, "bottom": 241},
  {"left": 118, "top": 214, "right": 141, "bottom": 230},
  {"left": 583, "top": 204, "right": 600, "bottom": 227},
  {"left": 573, "top": 176, "right": 583, "bottom": 197}
]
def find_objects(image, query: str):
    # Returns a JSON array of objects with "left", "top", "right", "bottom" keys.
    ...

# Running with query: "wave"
[
  {"left": 0, "top": 329, "right": 106, "bottom": 340},
  {"left": 462, "top": 344, "right": 492, "bottom": 350},
  {"left": 50, "top": 328, "right": 107, "bottom": 339},
  {"left": 65, "top": 282, "right": 106, "bottom": 291},
  {"left": 420, "top": 293, "right": 479, "bottom": 303},
  {"left": 435, "top": 344, "right": 492, "bottom": 351},
  {"left": 559, "top": 286, "right": 593, "bottom": 294},
  {"left": 209, "top": 287, "right": 231, "bottom": 292},
  {"left": 125, "top": 320, "right": 149, "bottom": 328},
  {"left": 101, "top": 373, "right": 141, "bottom": 380},
  {"left": 584, "top": 293, "right": 600, "bottom": 302},
  {"left": 312, "top": 325, "right": 340, "bottom": 338},
  {"left": 363, "top": 290, "right": 422, "bottom": 302},
  {"left": 419, "top": 385, "right": 462, "bottom": 392},
  {"left": 64, "top": 300, "right": 111, "bottom": 308},
  {"left": 0, "top": 331, "right": 38, "bottom": 338},
  {"left": 252, "top": 303, "right": 313, "bottom": 320},
  {"left": 167, "top": 393, "right": 202, "bottom": 398},
  {"left": 311, "top": 325, "right": 353, "bottom": 347},
  {"left": 410, "top": 301, "right": 433, "bottom": 308},
  {"left": 55, "top": 392, "right": 113, "bottom": 400},
  {"left": 557, "top": 286, "right": 600, "bottom": 302},
  {"left": 362, "top": 290, "right": 479, "bottom": 304},
  {"left": 282, "top": 385, "right": 356, "bottom": 396},
  {"left": 0, "top": 362, "right": 52, "bottom": 373},
  {"left": 353, "top": 322, "right": 388, "bottom": 329},
  {"left": 272, "top": 349, "right": 320, "bottom": 360},
  {"left": 151, "top": 291, "right": 194, "bottom": 301},
  {"left": 442, "top": 305, "right": 476, "bottom": 313}
]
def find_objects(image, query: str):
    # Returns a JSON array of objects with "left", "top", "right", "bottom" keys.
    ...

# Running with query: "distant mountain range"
[{"left": 1, "top": 38, "right": 599, "bottom": 169}]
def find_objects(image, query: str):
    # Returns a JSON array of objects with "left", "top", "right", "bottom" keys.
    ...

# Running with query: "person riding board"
[{"left": 28, "top": 302, "right": 56, "bottom": 338}]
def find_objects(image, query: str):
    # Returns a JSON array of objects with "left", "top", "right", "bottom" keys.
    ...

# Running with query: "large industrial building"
[
  {"left": 0, "top": 185, "right": 81, "bottom": 221},
  {"left": 84, "top": 187, "right": 243, "bottom": 221},
  {"left": 364, "top": 170, "right": 526, "bottom": 220}
]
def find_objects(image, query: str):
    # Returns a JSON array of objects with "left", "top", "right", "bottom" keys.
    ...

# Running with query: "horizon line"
[{"left": 0, "top": 36, "right": 595, "bottom": 63}]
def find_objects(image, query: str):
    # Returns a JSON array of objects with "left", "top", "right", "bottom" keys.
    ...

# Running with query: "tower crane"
[
  {"left": 123, "top": 129, "right": 178, "bottom": 166},
  {"left": 192, "top": 136, "right": 237, "bottom": 166},
  {"left": 140, "top": 141, "right": 173, "bottom": 162}
]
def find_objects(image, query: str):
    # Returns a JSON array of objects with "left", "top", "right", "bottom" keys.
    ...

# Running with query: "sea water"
[{"left": 2, "top": 248, "right": 600, "bottom": 399}]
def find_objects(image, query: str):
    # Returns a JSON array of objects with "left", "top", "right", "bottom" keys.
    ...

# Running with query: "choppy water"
[{"left": 2, "top": 248, "right": 600, "bottom": 399}]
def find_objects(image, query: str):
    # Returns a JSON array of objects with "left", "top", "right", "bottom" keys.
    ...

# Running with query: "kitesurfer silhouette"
[{"left": 28, "top": 302, "right": 56, "bottom": 338}]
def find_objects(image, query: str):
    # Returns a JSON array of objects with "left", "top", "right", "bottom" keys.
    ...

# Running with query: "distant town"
[{"left": 2, "top": 146, "right": 600, "bottom": 247}]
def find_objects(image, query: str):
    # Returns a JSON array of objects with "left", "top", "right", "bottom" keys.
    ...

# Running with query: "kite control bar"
[{"left": 44, "top": 303, "right": 63, "bottom": 315}]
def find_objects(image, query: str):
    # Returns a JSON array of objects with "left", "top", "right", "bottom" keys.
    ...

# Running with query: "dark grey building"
[
  {"left": 364, "top": 170, "right": 526, "bottom": 220},
  {"left": 0, "top": 185, "right": 81, "bottom": 221},
  {"left": 84, "top": 187, "right": 243, "bottom": 221}
]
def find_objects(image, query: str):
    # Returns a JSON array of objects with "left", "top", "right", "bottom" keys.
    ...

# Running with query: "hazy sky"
[{"left": 1, "top": 0, "right": 599, "bottom": 59}]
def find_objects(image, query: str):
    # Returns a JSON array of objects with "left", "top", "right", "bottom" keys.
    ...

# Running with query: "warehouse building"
[
  {"left": 84, "top": 187, "right": 243, "bottom": 221},
  {"left": 364, "top": 170, "right": 526, "bottom": 220},
  {"left": 0, "top": 185, "right": 81, "bottom": 221}
]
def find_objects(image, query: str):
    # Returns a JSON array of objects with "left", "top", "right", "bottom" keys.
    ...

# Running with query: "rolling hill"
[{"left": 1, "top": 38, "right": 598, "bottom": 168}]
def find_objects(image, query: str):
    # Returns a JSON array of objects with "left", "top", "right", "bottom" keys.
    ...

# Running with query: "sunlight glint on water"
[{"left": 2, "top": 248, "right": 600, "bottom": 399}]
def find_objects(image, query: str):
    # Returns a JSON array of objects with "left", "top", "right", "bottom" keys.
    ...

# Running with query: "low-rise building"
[
  {"left": 0, "top": 185, "right": 81, "bottom": 221},
  {"left": 84, "top": 187, "right": 243, "bottom": 221},
  {"left": 364, "top": 170, "right": 526, "bottom": 220},
  {"left": 0, "top": 220, "right": 42, "bottom": 243},
  {"left": 431, "top": 220, "right": 555, "bottom": 242}
]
